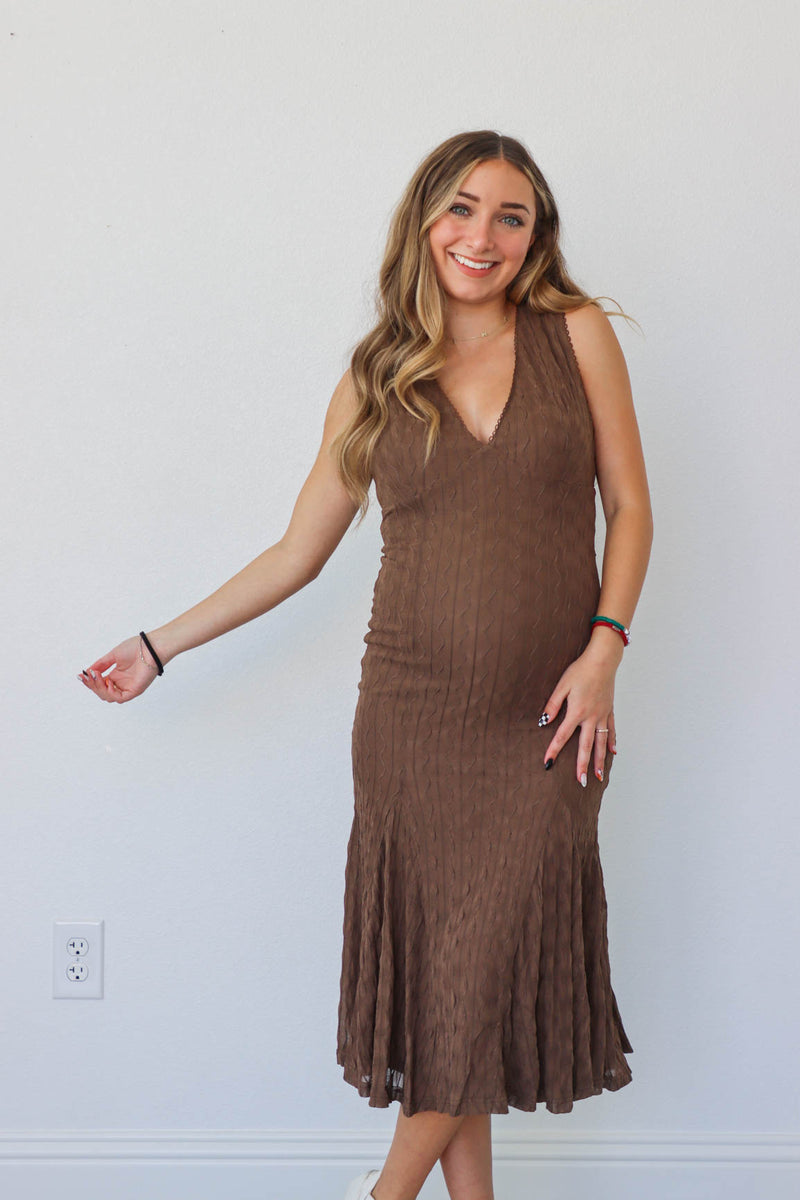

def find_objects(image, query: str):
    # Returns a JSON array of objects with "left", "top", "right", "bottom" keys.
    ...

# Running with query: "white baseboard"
[{"left": 0, "top": 1128, "right": 798, "bottom": 1200}]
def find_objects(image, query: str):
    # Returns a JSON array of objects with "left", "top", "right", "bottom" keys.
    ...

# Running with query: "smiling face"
[{"left": 428, "top": 158, "right": 537, "bottom": 304}]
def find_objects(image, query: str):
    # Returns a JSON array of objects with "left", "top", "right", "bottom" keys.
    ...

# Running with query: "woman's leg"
[
  {"left": 438, "top": 1114, "right": 494, "bottom": 1200},
  {"left": 370, "top": 1109, "right": 466, "bottom": 1200}
]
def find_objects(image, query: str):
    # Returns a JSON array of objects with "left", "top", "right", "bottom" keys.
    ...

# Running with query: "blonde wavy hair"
[{"left": 331, "top": 129, "right": 637, "bottom": 524}]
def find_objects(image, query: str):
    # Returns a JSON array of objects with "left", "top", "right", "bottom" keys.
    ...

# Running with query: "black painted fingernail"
[
  {"left": 544, "top": 758, "right": 554, "bottom": 770},
  {"left": 538, "top": 712, "right": 550, "bottom": 726},
  {"left": 82, "top": 669, "right": 89, "bottom": 677}
]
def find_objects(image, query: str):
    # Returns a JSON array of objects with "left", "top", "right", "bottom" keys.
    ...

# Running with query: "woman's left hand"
[{"left": 539, "top": 643, "right": 620, "bottom": 786}]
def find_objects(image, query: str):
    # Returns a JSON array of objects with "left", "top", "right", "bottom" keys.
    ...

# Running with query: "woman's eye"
[{"left": 449, "top": 204, "right": 523, "bottom": 228}]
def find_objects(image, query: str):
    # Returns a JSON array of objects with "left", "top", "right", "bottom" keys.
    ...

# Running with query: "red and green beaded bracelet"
[{"left": 591, "top": 614, "right": 631, "bottom": 647}]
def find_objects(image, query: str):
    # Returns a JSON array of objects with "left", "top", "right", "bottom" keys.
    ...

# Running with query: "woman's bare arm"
[
  {"left": 539, "top": 303, "right": 654, "bottom": 781},
  {"left": 564, "top": 304, "right": 654, "bottom": 663},
  {"left": 78, "top": 369, "right": 361, "bottom": 702},
  {"left": 146, "top": 368, "right": 361, "bottom": 665}
]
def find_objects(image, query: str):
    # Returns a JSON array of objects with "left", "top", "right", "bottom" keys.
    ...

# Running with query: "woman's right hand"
[{"left": 76, "top": 634, "right": 161, "bottom": 704}]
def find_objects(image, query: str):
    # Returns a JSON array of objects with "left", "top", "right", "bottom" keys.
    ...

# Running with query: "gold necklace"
[{"left": 448, "top": 310, "right": 510, "bottom": 344}]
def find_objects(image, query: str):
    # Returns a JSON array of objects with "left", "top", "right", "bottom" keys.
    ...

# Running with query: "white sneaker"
[{"left": 343, "top": 1167, "right": 382, "bottom": 1200}]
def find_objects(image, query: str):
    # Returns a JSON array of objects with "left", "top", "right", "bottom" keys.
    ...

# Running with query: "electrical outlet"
[{"left": 53, "top": 920, "right": 104, "bottom": 999}]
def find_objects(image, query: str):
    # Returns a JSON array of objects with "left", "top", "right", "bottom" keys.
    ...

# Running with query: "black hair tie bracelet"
[{"left": 139, "top": 631, "right": 164, "bottom": 676}]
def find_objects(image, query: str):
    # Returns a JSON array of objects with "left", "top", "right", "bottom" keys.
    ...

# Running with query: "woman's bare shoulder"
[
  {"left": 563, "top": 303, "right": 649, "bottom": 517},
  {"left": 322, "top": 366, "right": 360, "bottom": 441},
  {"left": 563, "top": 301, "right": 618, "bottom": 354},
  {"left": 562, "top": 302, "right": 630, "bottom": 396}
]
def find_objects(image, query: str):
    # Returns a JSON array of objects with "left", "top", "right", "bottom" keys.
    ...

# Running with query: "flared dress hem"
[{"left": 337, "top": 1052, "right": 633, "bottom": 1118}]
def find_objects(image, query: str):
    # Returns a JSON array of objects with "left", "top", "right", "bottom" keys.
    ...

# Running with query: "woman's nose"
[{"left": 467, "top": 222, "right": 493, "bottom": 251}]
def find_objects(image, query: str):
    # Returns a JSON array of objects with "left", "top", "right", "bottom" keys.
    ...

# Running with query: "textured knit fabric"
[{"left": 336, "top": 302, "right": 633, "bottom": 1117}]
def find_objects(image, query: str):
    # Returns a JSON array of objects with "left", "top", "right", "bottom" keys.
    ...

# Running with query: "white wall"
[{"left": 3, "top": 1, "right": 799, "bottom": 1196}]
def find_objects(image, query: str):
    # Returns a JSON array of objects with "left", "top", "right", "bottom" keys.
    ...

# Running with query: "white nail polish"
[{"left": 580, "top": 772, "right": 587, "bottom": 787}]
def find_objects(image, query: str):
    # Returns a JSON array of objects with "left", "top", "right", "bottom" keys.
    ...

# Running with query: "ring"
[{"left": 595, "top": 727, "right": 609, "bottom": 733}]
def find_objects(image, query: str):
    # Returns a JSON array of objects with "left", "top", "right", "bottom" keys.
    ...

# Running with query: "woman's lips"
[{"left": 448, "top": 251, "right": 500, "bottom": 277}]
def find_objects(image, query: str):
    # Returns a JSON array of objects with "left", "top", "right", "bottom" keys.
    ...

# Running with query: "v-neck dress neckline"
[{"left": 431, "top": 302, "right": 522, "bottom": 449}]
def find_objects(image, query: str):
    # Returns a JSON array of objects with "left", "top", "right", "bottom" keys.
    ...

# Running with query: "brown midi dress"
[{"left": 336, "top": 302, "right": 634, "bottom": 1117}]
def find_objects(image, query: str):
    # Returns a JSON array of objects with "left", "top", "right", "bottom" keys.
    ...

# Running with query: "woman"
[{"left": 78, "top": 130, "right": 653, "bottom": 1200}]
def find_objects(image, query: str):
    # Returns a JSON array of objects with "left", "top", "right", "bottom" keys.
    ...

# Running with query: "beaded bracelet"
[{"left": 590, "top": 614, "right": 631, "bottom": 647}]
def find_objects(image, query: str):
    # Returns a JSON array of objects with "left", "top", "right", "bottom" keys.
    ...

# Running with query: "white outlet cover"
[{"left": 53, "top": 920, "right": 104, "bottom": 999}]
